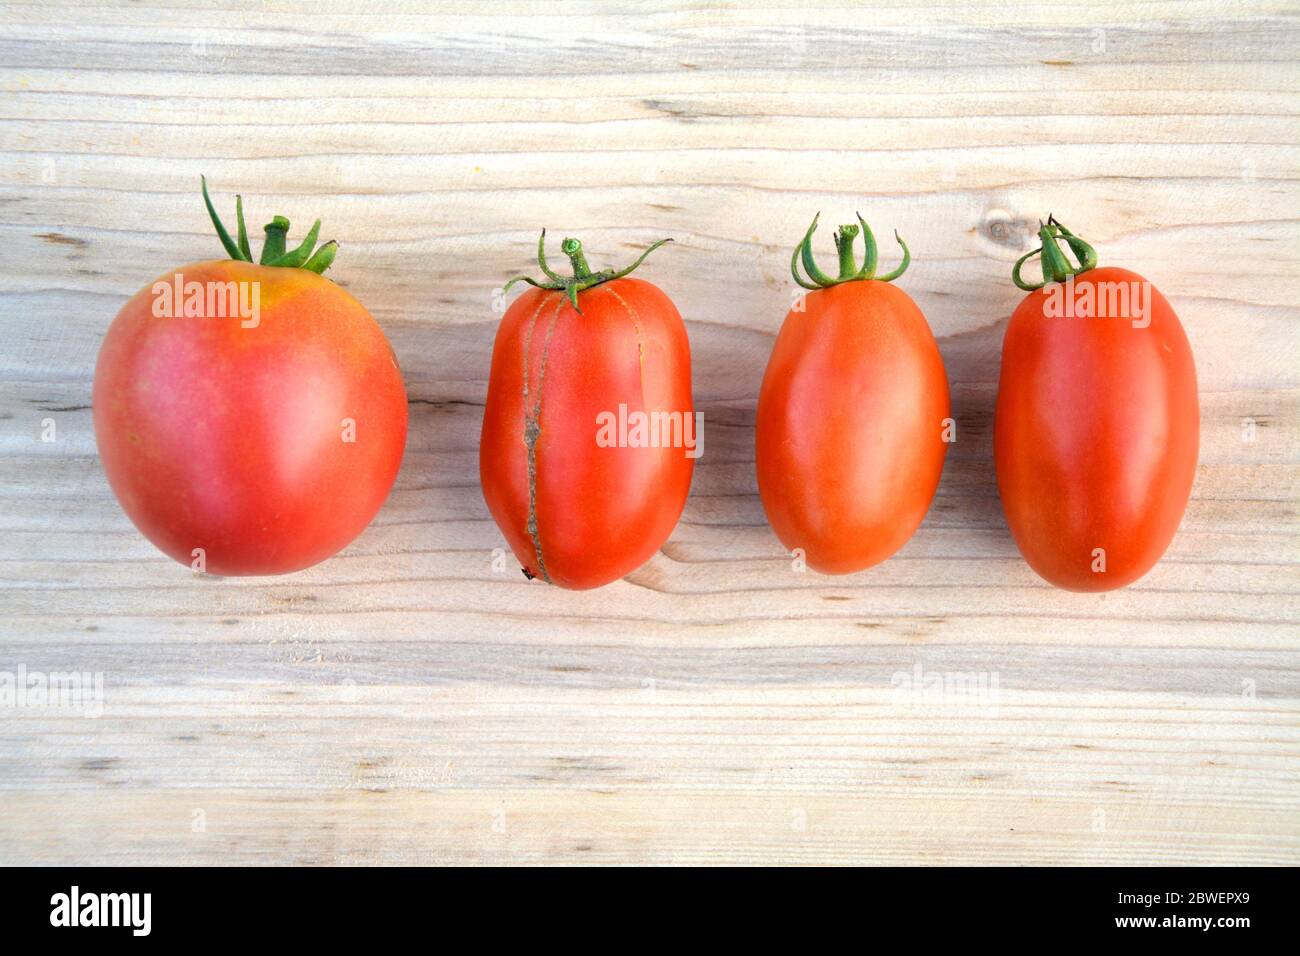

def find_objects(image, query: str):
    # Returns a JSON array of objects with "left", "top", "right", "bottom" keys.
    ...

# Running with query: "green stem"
[
  {"left": 560, "top": 238, "right": 594, "bottom": 281},
  {"left": 834, "top": 224, "right": 859, "bottom": 279},
  {"left": 201, "top": 176, "right": 247, "bottom": 262},
  {"left": 268, "top": 219, "right": 321, "bottom": 268},
  {"left": 303, "top": 241, "right": 337, "bottom": 275},
  {"left": 535, "top": 230, "right": 563, "bottom": 283},
  {"left": 790, "top": 212, "right": 909, "bottom": 289},
  {"left": 260, "top": 217, "right": 289, "bottom": 264},
  {"left": 1011, "top": 217, "right": 1099, "bottom": 291},
  {"left": 235, "top": 196, "right": 252, "bottom": 260},
  {"left": 199, "top": 177, "right": 339, "bottom": 275},
  {"left": 1051, "top": 216, "right": 1098, "bottom": 274},
  {"left": 857, "top": 213, "right": 878, "bottom": 280},
  {"left": 505, "top": 231, "right": 673, "bottom": 313},
  {"left": 877, "top": 232, "right": 911, "bottom": 282}
]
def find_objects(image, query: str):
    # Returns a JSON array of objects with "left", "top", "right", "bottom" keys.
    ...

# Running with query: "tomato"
[
  {"left": 755, "top": 215, "right": 950, "bottom": 574},
  {"left": 994, "top": 217, "right": 1198, "bottom": 591},
  {"left": 93, "top": 179, "right": 407, "bottom": 575},
  {"left": 480, "top": 234, "right": 693, "bottom": 589}
]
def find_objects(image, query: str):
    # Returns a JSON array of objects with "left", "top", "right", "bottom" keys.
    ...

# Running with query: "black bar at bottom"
[{"left": 5, "top": 866, "right": 1283, "bottom": 942}]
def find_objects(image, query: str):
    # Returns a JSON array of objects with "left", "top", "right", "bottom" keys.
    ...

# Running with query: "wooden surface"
[{"left": 1, "top": 0, "right": 1297, "bottom": 865}]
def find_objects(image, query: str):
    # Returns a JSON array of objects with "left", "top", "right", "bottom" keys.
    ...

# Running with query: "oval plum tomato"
[
  {"left": 93, "top": 179, "right": 408, "bottom": 575},
  {"left": 994, "top": 217, "right": 1198, "bottom": 591},
  {"left": 480, "top": 234, "right": 694, "bottom": 590},
  {"left": 755, "top": 214, "right": 950, "bottom": 574}
]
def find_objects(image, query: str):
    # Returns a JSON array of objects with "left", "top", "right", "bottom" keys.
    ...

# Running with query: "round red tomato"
[
  {"left": 756, "top": 215, "right": 950, "bottom": 574},
  {"left": 994, "top": 218, "right": 1198, "bottom": 591},
  {"left": 93, "top": 182, "right": 407, "bottom": 575},
  {"left": 480, "top": 235, "right": 693, "bottom": 589}
]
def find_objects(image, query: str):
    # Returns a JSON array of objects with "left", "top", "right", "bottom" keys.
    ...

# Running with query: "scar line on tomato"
[{"left": 521, "top": 295, "right": 563, "bottom": 583}]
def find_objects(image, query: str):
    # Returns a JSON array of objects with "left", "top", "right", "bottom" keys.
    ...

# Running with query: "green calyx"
[
  {"left": 791, "top": 212, "right": 910, "bottom": 290},
  {"left": 200, "top": 176, "right": 337, "bottom": 274},
  {"left": 1012, "top": 216, "right": 1098, "bottom": 291},
  {"left": 504, "top": 230, "right": 673, "bottom": 312}
]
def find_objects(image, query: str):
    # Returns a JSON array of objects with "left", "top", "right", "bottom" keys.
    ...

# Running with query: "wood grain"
[{"left": 0, "top": 0, "right": 1297, "bottom": 865}]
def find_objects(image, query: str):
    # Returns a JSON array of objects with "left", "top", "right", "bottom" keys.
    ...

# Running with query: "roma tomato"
[
  {"left": 480, "top": 234, "right": 694, "bottom": 589},
  {"left": 994, "top": 217, "right": 1198, "bottom": 591},
  {"left": 93, "top": 179, "right": 407, "bottom": 575},
  {"left": 756, "top": 215, "right": 950, "bottom": 574}
]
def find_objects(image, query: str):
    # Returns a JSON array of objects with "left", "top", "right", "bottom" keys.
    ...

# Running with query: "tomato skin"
[
  {"left": 93, "top": 259, "right": 408, "bottom": 575},
  {"left": 480, "top": 277, "right": 694, "bottom": 590},
  {"left": 994, "top": 266, "right": 1198, "bottom": 591},
  {"left": 755, "top": 280, "right": 950, "bottom": 574}
]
